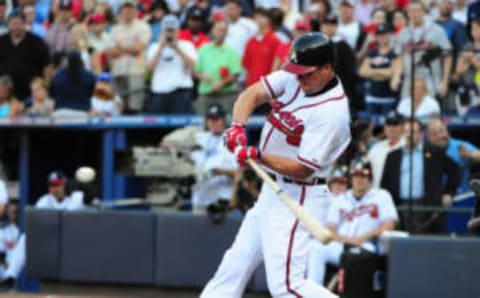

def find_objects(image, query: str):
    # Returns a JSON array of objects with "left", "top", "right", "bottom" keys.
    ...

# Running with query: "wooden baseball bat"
[{"left": 246, "top": 159, "right": 332, "bottom": 244}]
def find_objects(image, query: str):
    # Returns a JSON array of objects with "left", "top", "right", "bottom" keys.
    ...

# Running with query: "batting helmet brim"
[{"left": 282, "top": 61, "right": 318, "bottom": 75}]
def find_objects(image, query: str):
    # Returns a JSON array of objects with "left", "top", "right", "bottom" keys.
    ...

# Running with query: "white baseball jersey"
[
  {"left": 35, "top": 191, "right": 85, "bottom": 211},
  {"left": 260, "top": 70, "right": 351, "bottom": 179},
  {"left": 326, "top": 188, "right": 399, "bottom": 237},
  {"left": 0, "top": 180, "right": 8, "bottom": 205}
]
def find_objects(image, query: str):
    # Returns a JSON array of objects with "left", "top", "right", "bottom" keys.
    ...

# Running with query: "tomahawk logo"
[{"left": 340, "top": 204, "right": 379, "bottom": 221}]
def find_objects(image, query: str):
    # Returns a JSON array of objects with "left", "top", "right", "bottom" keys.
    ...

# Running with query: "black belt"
[{"left": 269, "top": 173, "right": 326, "bottom": 186}]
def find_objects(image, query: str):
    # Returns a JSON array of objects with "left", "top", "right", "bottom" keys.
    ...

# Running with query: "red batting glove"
[
  {"left": 234, "top": 146, "right": 261, "bottom": 168},
  {"left": 224, "top": 121, "right": 247, "bottom": 152}
]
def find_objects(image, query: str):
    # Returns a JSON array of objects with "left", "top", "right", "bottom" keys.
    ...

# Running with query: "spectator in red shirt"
[
  {"left": 242, "top": 7, "right": 281, "bottom": 88},
  {"left": 272, "top": 19, "right": 311, "bottom": 71},
  {"left": 178, "top": 7, "right": 210, "bottom": 49}
]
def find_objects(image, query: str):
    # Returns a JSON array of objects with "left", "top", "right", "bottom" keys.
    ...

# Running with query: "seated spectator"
[
  {"left": 367, "top": 111, "right": 405, "bottom": 188},
  {"left": 453, "top": 17, "right": 480, "bottom": 115},
  {"left": 427, "top": 118, "right": 480, "bottom": 194},
  {"left": 327, "top": 165, "right": 349, "bottom": 199},
  {"left": 23, "top": 3, "right": 46, "bottom": 38},
  {"left": 147, "top": 14, "right": 197, "bottom": 114},
  {"left": 90, "top": 72, "right": 123, "bottom": 117},
  {"left": 190, "top": 104, "right": 238, "bottom": 214},
  {"left": 396, "top": 77, "right": 441, "bottom": 120},
  {"left": 359, "top": 24, "right": 401, "bottom": 115},
  {"left": 351, "top": 119, "right": 377, "bottom": 159},
  {"left": 381, "top": 119, "right": 461, "bottom": 233},
  {"left": 26, "top": 77, "right": 54, "bottom": 116},
  {"left": 107, "top": 0, "right": 151, "bottom": 113},
  {"left": 50, "top": 50, "right": 95, "bottom": 112},
  {"left": 272, "top": 19, "right": 311, "bottom": 71},
  {"left": 0, "top": 200, "right": 19, "bottom": 279},
  {"left": 308, "top": 160, "right": 398, "bottom": 285},
  {"left": 0, "top": 171, "right": 86, "bottom": 287},
  {"left": 194, "top": 20, "right": 241, "bottom": 116},
  {"left": 0, "top": 75, "right": 24, "bottom": 117}
]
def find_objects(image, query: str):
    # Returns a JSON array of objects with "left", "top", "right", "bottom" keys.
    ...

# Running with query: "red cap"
[
  {"left": 294, "top": 19, "right": 311, "bottom": 31},
  {"left": 88, "top": 12, "right": 106, "bottom": 24},
  {"left": 212, "top": 11, "right": 225, "bottom": 21},
  {"left": 281, "top": 60, "right": 318, "bottom": 75}
]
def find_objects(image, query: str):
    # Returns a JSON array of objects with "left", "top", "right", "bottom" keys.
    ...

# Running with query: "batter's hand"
[
  {"left": 224, "top": 121, "right": 247, "bottom": 152},
  {"left": 235, "top": 146, "right": 260, "bottom": 167}
]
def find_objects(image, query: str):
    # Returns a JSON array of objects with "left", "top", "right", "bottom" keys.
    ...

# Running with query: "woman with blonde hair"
[{"left": 27, "top": 77, "right": 54, "bottom": 116}]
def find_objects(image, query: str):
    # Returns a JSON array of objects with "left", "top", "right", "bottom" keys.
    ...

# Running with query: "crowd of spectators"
[{"left": 0, "top": 0, "right": 478, "bottom": 117}]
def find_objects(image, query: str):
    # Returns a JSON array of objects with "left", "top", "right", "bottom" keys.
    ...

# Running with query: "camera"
[{"left": 166, "top": 36, "right": 174, "bottom": 43}]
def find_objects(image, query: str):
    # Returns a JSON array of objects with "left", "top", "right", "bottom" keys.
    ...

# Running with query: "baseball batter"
[
  {"left": 308, "top": 160, "right": 398, "bottom": 285},
  {"left": 201, "top": 32, "right": 351, "bottom": 298}
]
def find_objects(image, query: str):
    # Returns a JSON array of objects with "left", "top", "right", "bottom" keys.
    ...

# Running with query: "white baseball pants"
[{"left": 201, "top": 181, "right": 337, "bottom": 298}]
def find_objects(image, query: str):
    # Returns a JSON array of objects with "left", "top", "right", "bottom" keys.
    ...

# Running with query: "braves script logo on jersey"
[
  {"left": 268, "top": 104, "right": 304, "bottom": 146},
  {"left": 340, "top": 204, "right": 379, "bottom": 221}
]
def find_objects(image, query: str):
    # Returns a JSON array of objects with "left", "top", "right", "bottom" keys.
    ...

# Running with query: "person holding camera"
[{"left": 147, "top": 14, "right": 197, "bottom": 114}]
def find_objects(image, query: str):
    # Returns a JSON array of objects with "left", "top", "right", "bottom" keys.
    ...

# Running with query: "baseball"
[{"left": 75, "top": 167, "right": 96, "bottom": 183}]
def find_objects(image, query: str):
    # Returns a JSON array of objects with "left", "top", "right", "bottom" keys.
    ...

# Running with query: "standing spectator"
[
  {"left": 355, "top": 0, "right": 379, "bottom": 26},
  {"left": 224, "top": 0, "right": 257, "bottom": 58},
  {"left": 0, "top": 12, "right": 50, "bottom": 102},
  {"left": 379, "top": 0, "right": 397, "bottom": 28},
  {"left": 396, "top": 0, "right": 452, "bottom": 99},
  {"left": 87, "top": 12, "right": 110, "bottom": 53},
  {"left": 178, "top": 6, "right": 210, "bottom": 49},
  {"left": 427, "top": 118, "right": 480, "bottom": 194},
  {"left": 194, "top": 20, "right": 241, "bottom": 115},
  {"left": 26, "top": 77, "right": 54, "bottom": 116},
  {"left": 308, "top": 160, "right": 398, "bottom": 285},
  {"left": 367, "top": 111, "right": 405, "bottom": 188},
  {"left": 147, "top": 14, "right": 197, "bottom": 114},
  {"left": 381, "top": 119, "right": 461, "bottom": 233},
  {"left": 356, "top": 8, "right": 388, "bottom": 62},
  {"left": 23, "top": 4, "right": 46, "bottom": 38},
  {"left": 359, "top": 24, "right": 401, "bottom": 115},
  {"left": 453, "top": 0, "right": 468, "bottom": 25},
  {"left": 269, "top": 7, "right": 291, "bottom": 43},
  {"left": 45, "top": 1, "right": 74, "bottom": 69},
  {"left": 321, "top": 13, "right": 358, "bottom": 110},
  {"left": 337, "top": 0, "right": 364, "bottom": 51},
  {"left": 272, "top": 19, "right": 311, "bottom": 71},
  {"left": 107, "top": 0, "right": 151, "bottom": 113},
  {"left": 436, "top": 0, "right": 468, "bottom": 52},
  {"left": 90, "top": 72, "right": 123, "bottom": 117},
  {"left": 392, "top": 9, "right": 408, "bottom": 35},
  {"left": 0, "top": 0, "right": 7, "bottom": 35},
  {"left": 243, "top": 7, "right": 280, "bottom": 88},
  {"left": 147, "top": 0, "right": 170, "bottom": 45},
  {"left": 396, "top": 76, "right": 441, "bottom": 119},
  {"left": 0, "top": 75, "right": 24, "bottom": 117},
  {"left": 49, "top": 50, "right": 95, "bottom": 112}
]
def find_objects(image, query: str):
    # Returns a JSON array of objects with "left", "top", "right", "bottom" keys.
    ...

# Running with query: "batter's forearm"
[
  {"left": 261, "top": 153, "right": 314, "bottom": 180},
  {"left": 232, "top": 83, "right": 270, "bottom": 124}
]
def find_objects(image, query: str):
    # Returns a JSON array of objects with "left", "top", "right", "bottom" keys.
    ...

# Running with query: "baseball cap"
[
  {"left": 294, "top": 19, "right": 311, "bottom": 31},
  {"left": 96, "top": 72, "right": 112, "bottom": 83},
  {"left": 375, "top": 23, "right": 392, "bottom": 35},
  {"left": 323, "top": 13, "right": 339, "bottom": 25},
  {"left": 48, "top": 171, "right": 67, "bottom": 186},
  {"left": 187, "top": 6, "right": 206, "bottom": 20},
  {"left": 206, "top": 104, "right": 226, "bottom": 119},
  {"left": 329, "top": 165, "right": 349, "bottom": 183},
  {"left": 88, "top": 12, "right": 106, "bottom": 24},
  {"left": 385, "top": 110, "right": 404, "bottom": 125},
  {"left": 161, "top": 14, "right": 180, "bottom": 30},
  {"left": 349, "top": 160, "right": 372, "bottom": 177}
]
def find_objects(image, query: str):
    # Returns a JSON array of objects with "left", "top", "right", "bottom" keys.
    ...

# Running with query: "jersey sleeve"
[
  {"left": 35, "top": 195, "right": 49, "bottom": 209},
  {"left": 260, "top": 70, "right": 291, "bottom": 99},
  {"left": 297, "top": 116, "right": 351, "bottom": 171},
  {"left": 378, "top": 189, "right": 399, "bottom": 222},
  {"left": 326, "top": 197, "right": 342, "bottom": 227}
]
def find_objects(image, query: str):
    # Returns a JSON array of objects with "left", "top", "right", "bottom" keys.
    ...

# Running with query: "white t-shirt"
[
  {"left": 260, "top": 71, "right": 351, "bottom": 179},
  {"left": 0, "top": 180, "right": 7, "bottom": 205},
  {"left": 91, "top": 95, "right": 122, "bottom": 116},
  {"left": 225, "top": 17, "right": 258, "bottom": 57},
  {"left": 35, "top": 191, "right": 85, "bottom": 211},
  {"left": 367, "top": 137, "right": 406, "bottom": 188},
  {"left": 326, "top": 188, "right": 398, "bottom": 238},
  {"left": 147, "top": 40, "right": 197, "bottom": 93},
  {"left": 396, "top": 95, "right": 441, "bottom": 119},
  {"left": 337, "top": 21, "right": 361, "bottom": 50},
  {"left": 191, "top": 131, "right": 239, "bottom": 206},
  {"left": 0, "top": 223, "right": 19, "bottom": 253}
]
